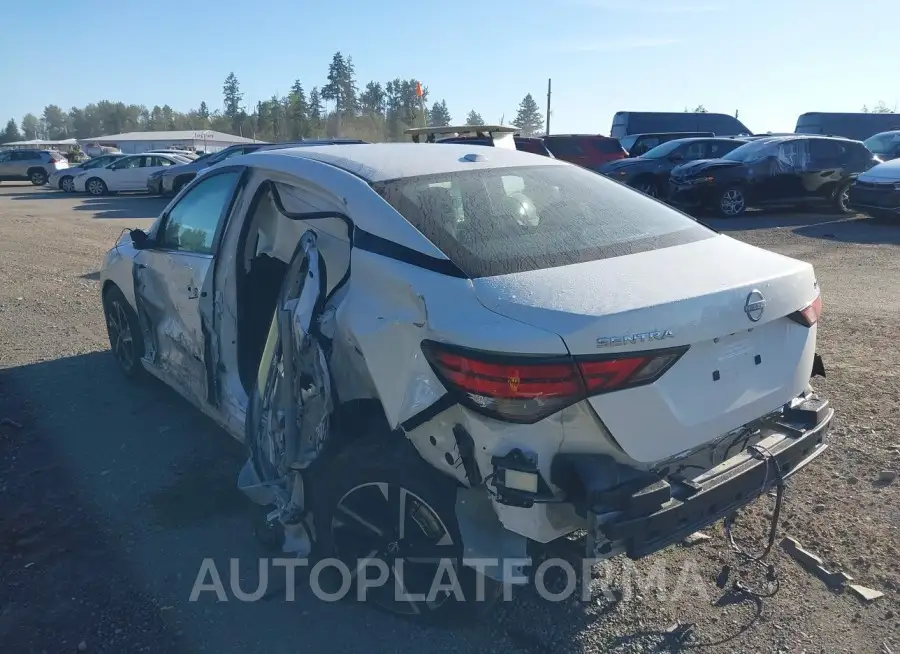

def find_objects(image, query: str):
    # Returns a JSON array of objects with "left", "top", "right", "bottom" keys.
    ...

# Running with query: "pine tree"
[
  {"left": 322, "top": 52, "right": 358, "bottom": 122},
  {"left": 198, "top": 101, "right": 210, "bottom": 119},
  {"left": 465, "top": 110, "right": 484, "bottom": 126},
  {"left": 288, "top": 80, "right": 309, "bottom": 138},
  {"left": 513, "top": 94, "right": 543, "bottom": 136},
  {"left": 21, "top": 113, "right": 39, "bottom": 140},
  {"left": 222, "top": 72, "right": 243, "bottom": 133},
  {"left": 1, "top": 118, "right": 21, "bottom": 143},
  {"left": 360, "top": 81, "right": 386, "bottom": 116},
  {"left": 308, "top": 87, "right": 324, "bottom": 136},
  {"left": 428, "top": 100, "right": 452, "bottom": 127}
]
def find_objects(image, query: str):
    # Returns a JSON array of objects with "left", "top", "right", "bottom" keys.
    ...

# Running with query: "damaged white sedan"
[{"left": 99, "top": 143, "right": 832, "bottom": 619}]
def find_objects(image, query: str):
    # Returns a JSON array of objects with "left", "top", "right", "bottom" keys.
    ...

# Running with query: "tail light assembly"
[
  {"left": 421, "top": 340, "right": 688, "bottom": 424},
  {"left": 788, "top": 293, "right": 823, "bottom": 327}
]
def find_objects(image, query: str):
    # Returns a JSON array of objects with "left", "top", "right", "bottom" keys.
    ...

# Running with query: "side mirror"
[{"left": 130, "top": 228, "right": 151, "bottom": 250}]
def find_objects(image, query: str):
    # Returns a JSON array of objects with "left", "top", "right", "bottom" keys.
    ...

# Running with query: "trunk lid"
[{"left": 472, "top": 235, "right": 819, "bottom": 463}]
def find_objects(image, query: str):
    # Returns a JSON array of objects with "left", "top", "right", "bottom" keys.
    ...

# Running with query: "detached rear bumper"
[{"left": 575, "top": 390, "right": 833, "bottom": 560}]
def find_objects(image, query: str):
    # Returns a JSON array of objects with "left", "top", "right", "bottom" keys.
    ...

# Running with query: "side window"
[
  {"left": 775, "top": 139, "right": 811, "bottom": 171},
  {"left": 0, "top": 152, "right": 11, "bottom": 162},
  {"left": 160, "top": 171, "right": 242, "bottom": 254},
  {"left": 809, "top": 139, "right": 847, "bottom": 167},
  {"left": 155, "top": 157, "right": 176, "bottom": 167},
  {"left": 683, "top": 142, "right": 707, "bottom": 160},
  {"left": 708, "top": 141, "right": 737, "bottom": 158},
  {"left": 632, "top": 137, "right": 660, "bottom": 156},
  {"left": 110, "top": 156, "right": 141, "bottom": 170}
]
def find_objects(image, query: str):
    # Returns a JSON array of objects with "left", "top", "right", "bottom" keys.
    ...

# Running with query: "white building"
[
  {"left": 77, "top": 130, "right": 263, "bottom": 155},
  {"left": 0, "top": 138, "right": 79, "bottom": 152}
]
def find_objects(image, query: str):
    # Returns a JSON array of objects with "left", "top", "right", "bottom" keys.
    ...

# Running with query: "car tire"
[
  {"left": 29, "top": 169, "right": 48, "bottom": 186},
  {"left": 60, "top": 176, "right": 75, "bottom": 192},
  {"left": 86, "top": 177, "right": 108, "bottom": 196},
  {"left": 102, "top": 285, "right": 146, "bottom": 379},
  {"left": 632, "top": 177, "right": 660, "bottom": 198},
  {"left": 716, "top": 187, "right": 747, "bottom": 217},
  {"left": 832, "top": 180, "right": 853, "bottom": 214},
  {"left": 312, "top": 437, "right": 501, "bottom": 623}
]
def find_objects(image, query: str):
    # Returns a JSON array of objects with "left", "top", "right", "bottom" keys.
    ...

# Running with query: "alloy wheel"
[
  {"left": 106, "top": 299, "right": 135, "bottom": 372},
  {"left": 61, "top": 177, "right": 74, "bottom": 192},
  {"left": 720, "top": 189, "right": 745, "bottom": 216},
  {"left": 330, "top": 482, "right": 458, "bottom": 616},
  {"left": 88, "top": 179, "right": 104, "bottom": 196},
  {"left": 30, "top": 171, "right": 47, "bottom": 185}
]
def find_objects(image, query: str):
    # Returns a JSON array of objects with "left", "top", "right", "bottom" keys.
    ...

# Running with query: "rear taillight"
[
  {"left": 788, "top": 294, "right": 823, "bottom": 327},
  {"left": 421, "top": 341, "right": 687, "bottom": 424}
]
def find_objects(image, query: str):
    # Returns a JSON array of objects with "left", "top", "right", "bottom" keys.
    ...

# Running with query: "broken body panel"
[{"left": 103, "top": 148, "right": 832, "bottom": 589}]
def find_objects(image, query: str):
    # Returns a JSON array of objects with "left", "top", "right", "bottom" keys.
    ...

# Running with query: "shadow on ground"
[
  {"left": 0, "top": 349, "right": 789, "bottom": 653},
  {"left": 73, "top": 195, "right": 168, "bottom": 220}
]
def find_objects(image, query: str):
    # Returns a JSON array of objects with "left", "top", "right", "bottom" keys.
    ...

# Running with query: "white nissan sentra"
[{"left": 99, "top": 143, "right": 831, "bottom": 619}]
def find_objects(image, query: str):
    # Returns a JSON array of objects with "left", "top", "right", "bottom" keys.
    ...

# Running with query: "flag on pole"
[{"left": 415, "top": 81, "right": 423, "bottom": 98}]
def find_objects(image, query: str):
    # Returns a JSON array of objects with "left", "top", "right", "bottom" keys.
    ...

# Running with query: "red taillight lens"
[
  {"left": 421, "top": 341, "right": 687, "bottom": 424},
  {"left": 789, "top": 294, "right": 823, "bottom": 327}
]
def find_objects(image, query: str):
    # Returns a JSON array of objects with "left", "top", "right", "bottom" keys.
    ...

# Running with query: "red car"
[{"left": 542, "top": 134, "right": 626, "bottom": 170}]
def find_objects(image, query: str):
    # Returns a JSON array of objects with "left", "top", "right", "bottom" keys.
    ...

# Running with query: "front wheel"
[
  {"left": 716, "top": 187, "right": 747, "bottom": 217},
  {"left": 86, "top": 177, "right": 108, "bottom": 196},
  {"left": 103, "top": 286, "right": 145, "bottom": 379},
  {"left": 312, "top": 438, "right": 500, "bottom": 623},
  {"left": 632, "top": 178, "right": 660, "bottom": 198},
  {"left": 60, "top": 176, "right": 75, "bottom": 192}
]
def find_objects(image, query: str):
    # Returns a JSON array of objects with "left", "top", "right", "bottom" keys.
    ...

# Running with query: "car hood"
[
  {"left": 857, "top": 158, "right": 900, "bottom": 182},
  {"left": 52, "top": 166, "right": 82, "bottom": 176},
  {"left": 672, "top": 158, "right": 744, "bottom": 177},
  {"left": 599, "top": 158, "right": 653, "bottom": 174}
]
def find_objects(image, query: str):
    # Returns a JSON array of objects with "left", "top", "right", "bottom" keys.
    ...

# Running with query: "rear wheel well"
[
  {"left": 173, "top": 173, "right": 196, "bottom": 192},
  {"left": 26, "top": 166, "right": 47, "bottom": 176},
  {"left": 101, "top": 280, "right": 119, "bottom": 300}
]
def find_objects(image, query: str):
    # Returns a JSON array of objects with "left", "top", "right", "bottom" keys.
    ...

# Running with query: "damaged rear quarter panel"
[{"left": 335, "top": 248, "right": 569, "bottom": 430}]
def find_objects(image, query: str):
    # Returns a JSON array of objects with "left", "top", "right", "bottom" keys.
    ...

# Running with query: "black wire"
[{"left": 721, "top": 444, "right": 786, "bottom": 595}]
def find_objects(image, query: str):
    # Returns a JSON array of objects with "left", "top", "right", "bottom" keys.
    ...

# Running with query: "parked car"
[
  {"left": 146, "top": 139, "right": 367, "bottom": 197},
  {"left": 847, "top": 158, "right": 900, "bottom": 221},
  {"left": 611, "top": 111, "right": 752, "bottom": 138},
  {"left": 542, "top": 134, "right": 626, "bottom": 170},
  {"left": 100, "top": 143, "right": 831, "bottom": 620},
  {"left": 619, "top": 132, "right": 714, "bottom": 157},
  {"left": 73, "top": 153, "right": 189, "bottom": 195},
  {"left": 862, "top": 131, "right": 900, "bottom": 162},
  {"left": 144, "top": 149, "right": 199, "bottom": 160},
  {"left": 437, "top": 134, "right": 554, "bottom": 157},
  {"left": 48, "top": 153, "right": 126, "bottom": 192},
  {"left": 406, "top": 125, "right": 518, "bottom": 149},
  {"left": 795, "top": 112, "right": 900, "bottom": 141},
  {"left": 598, "top": 137, "right": 748, "bottom": 197},
  {"left": 0, "top": 149, "right": 69, "bottom": 185},
  {"left": 668, "top": 135, "right": 878, "bottom": 217}
]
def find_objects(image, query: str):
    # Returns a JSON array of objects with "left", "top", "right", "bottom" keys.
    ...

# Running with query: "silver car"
[
  {"left": 0, "top": 149, "right": 69, "bottom": 185},
  {"left": 48, "top": 153, "right": 126, "bottom": 192}
]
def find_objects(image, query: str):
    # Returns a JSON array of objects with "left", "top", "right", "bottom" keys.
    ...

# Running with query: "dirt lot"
[{"left": 1, "top": 183, "right": 898, "bottom": 654}]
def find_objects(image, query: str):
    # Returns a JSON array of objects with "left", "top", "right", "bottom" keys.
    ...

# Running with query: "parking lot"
[{"left": 1, "top": 182, "right": 898, "bottom": 653}]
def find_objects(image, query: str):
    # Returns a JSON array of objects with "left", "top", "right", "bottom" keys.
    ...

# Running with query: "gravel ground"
[{"left": 0, "top": 184, "right": 898, "bottom": 654}]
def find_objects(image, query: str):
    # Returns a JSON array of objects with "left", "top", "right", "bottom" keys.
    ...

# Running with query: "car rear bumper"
[{"left": 536, "top": 384, "right": 833, "bottom": 561}]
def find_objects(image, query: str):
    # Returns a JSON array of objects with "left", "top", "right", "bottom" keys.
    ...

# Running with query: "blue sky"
[{"left": 2, "top": 0, "right": 897, "bottom": 135}]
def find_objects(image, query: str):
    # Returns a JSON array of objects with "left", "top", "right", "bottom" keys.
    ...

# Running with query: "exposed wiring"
[{"left": 721, "top": 443, "right": 786, "bottom": 595}]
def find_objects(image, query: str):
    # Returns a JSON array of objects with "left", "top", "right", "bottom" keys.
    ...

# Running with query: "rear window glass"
[
  {"left": 543, "top": 138, "right": 583, "bottom": 157},
  {"left": 592, "top": 138, "right": 624, "bottom": 154},
  {"left": 372, "top": 164, "right": 714, "bottom": 278}
]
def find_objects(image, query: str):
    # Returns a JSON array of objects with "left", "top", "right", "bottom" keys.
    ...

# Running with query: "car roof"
[
  {"left": 544, "top": 134, "right": 618, "bottom": 139},
  {"left": 665, "top": 137, "right": 750, "bottom": 145},
  {"left": 252, "top": 142, "right": 565, "bottom": 182}
]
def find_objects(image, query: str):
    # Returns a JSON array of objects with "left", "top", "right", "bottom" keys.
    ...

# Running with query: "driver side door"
[{"left": 132, "top": 167, "right": 245, "bottom": 408}]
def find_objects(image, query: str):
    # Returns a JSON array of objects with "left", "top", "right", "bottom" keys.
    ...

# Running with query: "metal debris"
[{"left": 848, "top": 584, "right": 884, "bottom": 602}]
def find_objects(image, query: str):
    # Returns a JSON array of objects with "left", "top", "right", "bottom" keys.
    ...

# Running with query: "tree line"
[{"left": 1, "top": 52, "right": 546, "bottom": 144}]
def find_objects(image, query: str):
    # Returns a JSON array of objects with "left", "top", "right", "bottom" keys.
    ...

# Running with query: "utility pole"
[{"left": 545, "top": 78, "right": 552, "bottom": 135}]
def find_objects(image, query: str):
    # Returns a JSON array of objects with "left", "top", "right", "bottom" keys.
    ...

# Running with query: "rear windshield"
[{"left": 372, "top": 164, "right": 714, "bottom": 278}]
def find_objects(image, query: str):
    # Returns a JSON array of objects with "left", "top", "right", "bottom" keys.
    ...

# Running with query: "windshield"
[
  {"left": 191, "top": 152, "right": 214, "bottom": 164},
  {"left": 863, "top": 132, "right": 900, "bottom": 154},
  {"left": 372, "top": 164, "right": 713, "bottom": 278},
  {"left": 723, "top": 139, "right": 777, "bottom": 162},
  {"left": 619, "top": 135, "right": 638, "bottom": 153},
  {"left": 641, "top": 140, "right": 685, "bottom": 159}
]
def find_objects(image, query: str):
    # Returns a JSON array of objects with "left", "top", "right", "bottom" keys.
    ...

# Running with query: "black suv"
[
  {"left": 668, "top": 135, "right": 878, "bottom": 217},
  {"left": 598, "top": 137, "right": 748, "bottom": 198},
  {"left": 619, "top": 132, "right": 714, "bottom": 157}
]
